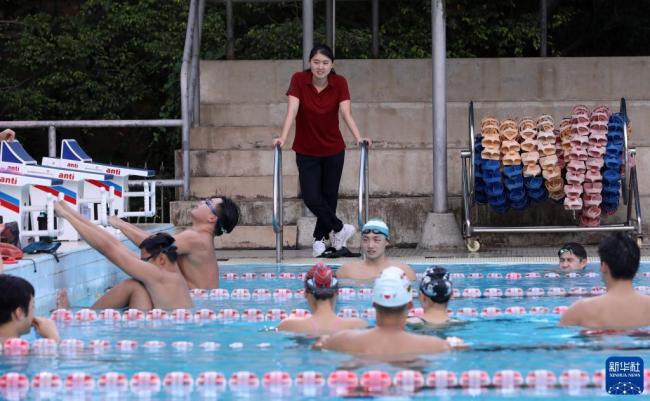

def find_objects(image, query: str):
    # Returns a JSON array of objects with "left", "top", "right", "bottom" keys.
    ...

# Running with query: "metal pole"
[
  {"left": 192, "top": 0, "right": 206, "bottom": 127},
  {"left": 326, "top": 0, "right": 333, "bottom": 48},
  {"left": 48, "top": 126, "right": 56, "bottom": 158},
  {"left": 302, "top": 0, "right": 314, "bottom": 69},
  {"left": 180, "top": 0, "right": 198, "bottom": 200},
  {"left": 332, "top": 0, "right": 336, "bottom": 55},
  {"left": 432, "top": 0, "right": 447, "bottom": 213},
  {"left": 371, "top": 0, "right": 379, "bottom": 58},
  {"left": 226, "top": 0, "right": 235, "bottom": 59},
  {"left": 539, "top": 0, "right": 547, "bottom": 57}
]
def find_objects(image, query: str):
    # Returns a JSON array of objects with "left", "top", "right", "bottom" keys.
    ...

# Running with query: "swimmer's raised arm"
[
  {"left": 108, "top": 216, "right": 150, "bottom": 247},
  {"left": 109, "top": 215, "right": 196, "bottom": 256},
  {"left": 54, "top": 201, "right": 164, "bottom": 284}
]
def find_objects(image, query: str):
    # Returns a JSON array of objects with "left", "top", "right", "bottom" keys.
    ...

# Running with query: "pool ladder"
[{"left": 272, "top": 142, "right": 370, "bottom": 263}]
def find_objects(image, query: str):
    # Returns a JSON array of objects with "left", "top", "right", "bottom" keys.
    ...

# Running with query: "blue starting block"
[
  {"left": 0, "top": 141, "right": 115, "bottom": 241},
  {"left": 42, "top": 140, "right": 156, "bottom": 218}
]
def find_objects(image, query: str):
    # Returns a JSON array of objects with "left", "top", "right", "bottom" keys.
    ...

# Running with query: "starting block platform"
[
  {"left": 0, "top": 171, "right": 64, "bottom": 241},
  {"left": 42, "top": 139, "right": 156, "bottom": 218},
  {"left": 0, "top": 139, "right": 157, "bottom": 242}
]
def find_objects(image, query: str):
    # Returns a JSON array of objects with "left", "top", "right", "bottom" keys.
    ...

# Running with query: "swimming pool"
[{"left": 2, "top": 262, "right": 649, "bottom": 400}]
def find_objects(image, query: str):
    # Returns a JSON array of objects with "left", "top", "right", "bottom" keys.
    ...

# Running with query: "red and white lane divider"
[
  {"left": 3, "top": 369, "right": 647, "bottom": 394},
  {"left": 220, "top": 270, "right": 635, "bottom": 281},
  {"left": 47, "top": 304, "right": 575, "bottom": 327},
  {"left": 187, "top": 286, "right": 650, "bottom": 301}
]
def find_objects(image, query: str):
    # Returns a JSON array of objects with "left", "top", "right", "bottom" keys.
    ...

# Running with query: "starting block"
[
  {"left": 0, "top": 141, "right": 114, "bottom": 241},
  {"left": 0, "top": 171, "right": 64, "bottom": 242},
  {"left": 42, "top": 140, "right": 156, "bottom": 218}
]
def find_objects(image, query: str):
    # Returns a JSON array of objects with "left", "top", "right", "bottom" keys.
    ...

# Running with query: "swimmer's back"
[{"left": 563, "top": 293, "right": 650, "bottom": 329}]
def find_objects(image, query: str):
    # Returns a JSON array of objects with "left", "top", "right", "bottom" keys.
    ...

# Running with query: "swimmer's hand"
[
  {"left": 108, "top": 215, "right": 126, "bottom": 228},
  {"left": 445, "top": 336, "right": 466, "bottom": 349},
  {"left": 0, "top": 129, "right": 16, "bottom": 141},
  {"left": 53, "top": 200, "right": 72, "bottom": 217},
  {"left": 32, "top": 317, "right": 60, "bottom": 342},
  {"left": 311, "top": 335, "right": 329, "bottom": 350}
]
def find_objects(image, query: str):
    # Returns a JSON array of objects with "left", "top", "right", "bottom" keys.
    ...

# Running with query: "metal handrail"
[
  {"left": 467, "top": 101, "right": 476, "bottom": 204},
  {"left": 272, "top": 144, "right": 283, "bottom": 263},
  {"left": 180, "top": 0, "right": 206, "bottom": 200},
  {"left": 357, "top": 141, "right": 369, "bottom": 227}
]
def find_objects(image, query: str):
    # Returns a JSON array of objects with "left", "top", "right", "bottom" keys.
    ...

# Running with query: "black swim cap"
[{"left": 419, "top": 266, "right": 452, "bottom": 304}]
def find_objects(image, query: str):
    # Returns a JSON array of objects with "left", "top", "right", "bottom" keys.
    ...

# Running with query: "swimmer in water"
[
  {"left": 560, "top": 233, "right": 650, "bottom": 329},
  {"left": 407, "top": 266, "right": 460, "bottom": 328},
  {"left": 337, "top": 218, "right": 415, "bottom": 281},
  {"left": 0, "top": 274, "right": 59, "bottom": 341},
  {"left": 315, "top": 270, "right": 462, "bottom": 359},
  {"left": 277, "top": 262, "right": 367, "bottom": 335},
  {"left": 557, "top": 242, "right": 588, "bottom": 272}
]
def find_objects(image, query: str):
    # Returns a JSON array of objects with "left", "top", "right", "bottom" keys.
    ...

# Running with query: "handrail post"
[
  {"left": 357, "top": 141, "right": 369, "bottom": 228},
  {"left": 468, "top": 101, "right": 475, "bottom": 203},
  {"left": 191, "top": 0, "right": 206, "bottom": 128},
  {"left": 272, "top": 144, "right": 283, "bottom": 263},
  {"left": 180, "top": 0, "right": 198, "bottom": 200},
  {"left": 48, "top": 125, "right": 56, "bottom": 158}
]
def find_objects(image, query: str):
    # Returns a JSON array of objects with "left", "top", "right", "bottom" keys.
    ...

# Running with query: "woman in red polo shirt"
[{"left": 273, "top": 44, "right": 370, "bottom": 257}]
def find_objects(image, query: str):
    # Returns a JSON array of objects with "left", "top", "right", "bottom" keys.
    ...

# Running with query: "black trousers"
[{"left": 296, "top": 150, "right": 345, "bottom": 240}]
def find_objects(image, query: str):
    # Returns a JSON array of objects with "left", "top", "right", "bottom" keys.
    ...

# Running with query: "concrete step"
[
  {"left": 177, "top": 148, "right": 461, "bottom": 196},
  {"left": 188, "top": 176, "right": 299, "bottom": 199},
  {"left": 198, "top": 100, "right": 650, "bottom": 148},
  {"left": 200, "top": 58, "right": 650, "bottom": 104},
  {"left": 179, "top": 149, "right": 298, "bottom": 177},
  {"left": 190, "top": 126, "right": 294, "bottom": 150},
  {"left": 214, "top": 225, "right": 297, "bottom": 249}
]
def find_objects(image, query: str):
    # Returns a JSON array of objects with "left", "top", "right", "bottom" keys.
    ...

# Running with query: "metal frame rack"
[{"left": 460, "top": 98, "right": 642, "bottom": 252}]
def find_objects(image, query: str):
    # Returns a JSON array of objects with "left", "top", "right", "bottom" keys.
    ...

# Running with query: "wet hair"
[
  {"left": 304, "top": 263, "right": 338, "bottom": 301},
  {"left": 305, "top": 44, "right": 337, "bottom": 75},
  {"left": 0, "top": 275, "right": 34, "bottom": 325},
  {"left": 419, "top": 266, "right": 452, "bottom": 304},
  {"left": 215, "top": 196, "right": 240, "bottom": 237},
  {"left": 558, "top": 242, "right": 587, "bottom": 260},
  {"left": 139, "top": 232, "right": 178, "bottom": 263},
  {"left": 598, "top": 233, "right": 640, "bottom": 280},
  {"left": 373, "top": 303, "right": 408, "bottom": 316}
]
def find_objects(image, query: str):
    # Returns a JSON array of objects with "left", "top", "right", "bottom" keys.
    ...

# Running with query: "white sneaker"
[
  {"left": 312, "top": 238, "right": 327, "bottom": 257},
  {"left": 331, "top": 224, "right": 356, "bottom": 250}
]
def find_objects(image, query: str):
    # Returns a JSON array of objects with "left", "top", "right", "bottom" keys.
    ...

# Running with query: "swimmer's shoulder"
[
  {"left": 346, "top": 318, "right": 370, "bottom": 329},
  {"left": 277, "top": 317, "right": 308, "bottom": 332},
  {"left": 391, "top": 261, "right": 416, "bottom": 280}
]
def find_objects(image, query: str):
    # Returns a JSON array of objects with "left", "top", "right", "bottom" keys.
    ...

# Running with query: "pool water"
[{"left": 2, "top": 262, "right": 649, "bottom": 400}]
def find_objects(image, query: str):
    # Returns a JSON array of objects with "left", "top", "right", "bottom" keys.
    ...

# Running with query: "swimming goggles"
[{"left": 204, "top": 198, "right": 225, "bottom": 236}]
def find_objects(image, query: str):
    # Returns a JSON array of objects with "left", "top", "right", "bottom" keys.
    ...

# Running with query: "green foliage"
[{"left": 0, "top": 0, "right": 225, "bottom": 173}]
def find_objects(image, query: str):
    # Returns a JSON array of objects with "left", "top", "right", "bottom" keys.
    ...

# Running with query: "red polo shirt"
[{"left": 287, "top": 71, "right": 350, "bottom": 157}]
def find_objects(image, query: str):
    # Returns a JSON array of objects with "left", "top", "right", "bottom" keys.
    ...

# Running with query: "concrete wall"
[{"left": 188, "top": 57, "right": 650, "bottom": 245}]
